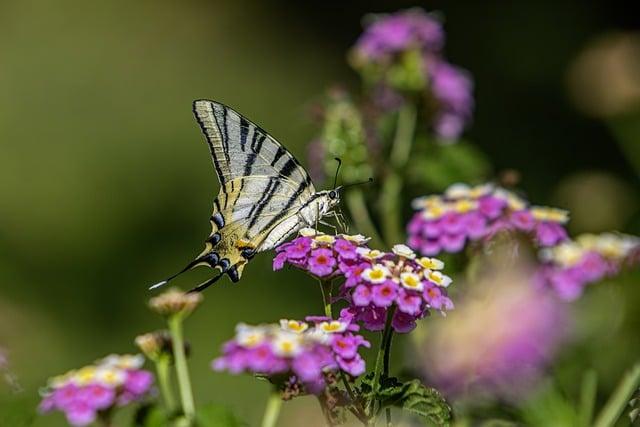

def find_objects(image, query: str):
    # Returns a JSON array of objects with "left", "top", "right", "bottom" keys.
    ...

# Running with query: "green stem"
[
  {"left": 261, "top": 389, "right": 283, "bottom": 427},
  {"left": 593, "top": 362, "right": 640, "bottom": 427},
  {"left": 156, "top": 356, "right": 176, "bottom": 412},
  {"left": 340, "top": 372, "right": 368, "bottom": 424},
  {"left": 578, "top": 370, "right": 597, "bottom": 427},
  {"left": 320, "top": 280, "right": 333, "bottom": 318},
  {"left": 383, "top": 329, "right": 394, "bottom": 427},
  {"left": 346, "top": 189, "right": 384, "bottom": 249},
  {"left": 368, "top": 308, "right": 396, "bottom": 418},
  {"left": 168, "top": 315, "right": 196, "bottom": 422},
  {"left": 390, "top": 104, "right": 417, "bottom": 169},
  {"left": 379, "top": 104, "right": 417, "bottom": 246}
]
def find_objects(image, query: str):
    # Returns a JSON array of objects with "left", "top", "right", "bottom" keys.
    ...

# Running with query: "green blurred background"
[{"left": 1, "top": 1, "right": 639, "bottom": 425}]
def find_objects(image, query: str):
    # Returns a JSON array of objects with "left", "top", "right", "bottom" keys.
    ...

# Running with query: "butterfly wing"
[{"left": 190, "top": 100, "right": 316, "bottom": 284}]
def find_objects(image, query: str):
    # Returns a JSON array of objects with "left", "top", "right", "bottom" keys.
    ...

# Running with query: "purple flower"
[
  {"left": 337, "top": 355, "right": 366, "bottom": 377},
  {"left": 65, "top": 401, "right": 96, "bottom": 426},
  {"left": 285, "top": 237, "right": 312, "bottom": 259},
  {"left": 213, "top": 318, "right": 369, "bottom": 396},
  {"left": 391, "top": 311, "right": 418, "bottom": 333},
  {"left": 352, "top": 285, "right": 373, "bottom": 306},
  {"left": 407, "top": 183, "right": 571, "bottom": 256},
  {"left": 39, "top": 354, "right": 154, "bottom": 426},
  {"left": 396, "top": 289, "right": 423, "bottom": 315},
  {"left": 431, "top": 60, "right": 474, "bottom": 116},
  {"left": 334, "top": 238, "right": 357, "bottom": 260},
  {"left": 371, "top": 281, "right": 398, "bottom": 307},
  {"left": 352, "top": 9, "right": 444, "bottom": 61},
  {"left": 124, "top": 370, "right": 153, "bottom": 396},
  {"left": 308, "top": 248, "right": 336, "bottom": 277},
  {"left": 77, "top": 384, "right": 115, "bottom": 410}
]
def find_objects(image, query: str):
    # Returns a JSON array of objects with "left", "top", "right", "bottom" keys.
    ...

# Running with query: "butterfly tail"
[
  {"left": 148, "top": 251, "right": 221, "bottom": 290},
  {"left": 187, "top": 261, "right": 246, "bottom": 293}
]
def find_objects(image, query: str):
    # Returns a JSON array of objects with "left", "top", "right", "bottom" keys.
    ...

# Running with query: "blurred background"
[{"left": 1, "top": 1, "right": 639, "bottom": 425}]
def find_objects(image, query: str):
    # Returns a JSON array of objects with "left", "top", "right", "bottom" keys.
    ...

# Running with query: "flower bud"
[
  {"left": 149, "top": 288, "right": 202, "bottom": 317},
  {"left": 135, "top": 330, "right": 173, "bottom": 361}
]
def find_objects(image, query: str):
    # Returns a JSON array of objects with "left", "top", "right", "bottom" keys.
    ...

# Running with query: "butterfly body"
[{"left": 151, "top": 100, "right": 341, "bottom": 292}]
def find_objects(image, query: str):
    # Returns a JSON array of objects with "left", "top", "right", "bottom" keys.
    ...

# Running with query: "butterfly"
[{"left": 151, "top": 100, "right": 357, "bottom": 292}]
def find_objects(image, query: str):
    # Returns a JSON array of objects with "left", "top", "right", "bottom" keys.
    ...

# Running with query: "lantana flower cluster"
[
  {"left": 273, "top": 230, "right": 454, "bottom": 334},
  {"left": 38, "top": 354, "right": 154, "bottom": 426},
  {"left": 342, "top": 244, "right": 454, "bottom": 333},
  {"left": 349, "top": 8, "right": 474, "bottom": 140},
  {"left": 212, "top": 314, "right": 370, "bottom": 394},
  {"left": 273, "top": 228, "right": 370, "bottom": 278},
  {"left": 537, "top": 233, "right": 640, "bottom": 300},
  {"left": 407, "top": 183, "right": 569, "bottom": 256}
]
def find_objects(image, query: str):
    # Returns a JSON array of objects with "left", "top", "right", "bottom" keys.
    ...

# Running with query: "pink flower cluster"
[
  {"left": 273, "top": 229, "right": 370, "bottom": 278},
  {"left": 407, "top": 183, "right": 569, "bottom": 256},
  {"left": 38, "top": 354, "right": 154, "bottom": 426},
  {"left": 536, "top": 233, "right": 640, "bottom": 300},
  {"left": 212, "top": 313, "right": 370, "bottom": 394},
  {"left": 340, "top": 244, "right": 454, "bottom": 333}
]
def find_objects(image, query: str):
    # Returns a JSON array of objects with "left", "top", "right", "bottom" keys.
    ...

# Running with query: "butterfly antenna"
[
  {"left": 340, "top": 177, "right": 373, "bottom": 190},
  {"left": 333, "top": 157, "right": 342, "bottom": 189},
  {"left": 148, "top": 258, "right": 203, "bottom": 290}
]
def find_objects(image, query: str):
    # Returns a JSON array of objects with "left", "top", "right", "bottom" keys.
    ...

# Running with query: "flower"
[
  {"left": 342, "top": 250, "right": 454, "bottom": 333},
  {"left": 212, "top": 315, "right": 370, "bottom": 394},
  {"left": 430, "top": 60, "right": 474, "bottom": 140},
  {"left": 351, "top": 9, "right": 444, "bottom": 63},
  {"left": 407, "top": 183, "right": 570, "bottom": 256},
  {"left": 274, "top": 230, "right": 370, "bottom": 279},
  {"left": 39, "top": 354, "right": 154, "bottom": 426},
  {"left": 537, "top": 233, "right": 640, "bottom": 300},
  {"left": 135, "top": 330, "right": 173, "bottom": 362},
  {"left": 420, "top": 268, "right": 567, "bottom": 400},
  {"left": 149, "top": 288, "right": 202, "bottom": 317}
]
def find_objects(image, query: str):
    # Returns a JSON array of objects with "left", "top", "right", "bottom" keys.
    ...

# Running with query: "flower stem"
[
  {"left": 155, "top": 356, "right": 176, "bottom": 412},
  {"left": 168, "top": 315, "right": 196, "bottom": 422},
  {"left": 379, "top": 104, "right": 417, "bottom": 247},
  {"left": 340, "top": 372, "right": 368, "bottom": 424},
  {"left": 593, "top": 362, "right": 640, "bottom": 427},
  {"left": 346, "top": 189, "right": 384, "bottom": 249},
  {"left": 261, "top": 388, "right": 283, "bottom": 427},
  {"left": 368, "top": 308, "right": 396, "bottom": 418},
  {"left": 320, "top": 280, "right": 333, "bottom": 318}
]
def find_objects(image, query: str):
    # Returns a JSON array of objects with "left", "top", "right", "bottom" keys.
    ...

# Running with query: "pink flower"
[
  {"left": 371, "top": 281, "right": 398, "bottom": 307},
  {"left": 78, "top": 384, "right": 115, "bottom": 410},
  {"left": 65, "top": 401, "right": 96, "bottom": 426},
  {"left": 396, "top": 289, "right": 423, "bottom": 315},
  {"left": 124, "top": 370, "right": 153, "bottom": 396},
  {"left": 510, "top": 210, "right": 535, "bottom": 231},
  {"left": 272, "top": 252, "right": 288, "bottom": 270},
  {"left": 334, "top": 238, "right": 357, "bottom": 260},
  {"left": 352, "top": 285, "right": 373, "bottom": 306},
  {"left": 391, "top": 311, "right": 418, "bottom": 333},
  {"left": 285, "top": 237, "right": 312, "bottom": 259},
  {"left": 307, "top": 248, "right": 336, "bottom": 277}
]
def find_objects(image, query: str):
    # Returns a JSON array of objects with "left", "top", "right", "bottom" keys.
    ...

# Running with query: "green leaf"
[
  {"left": 195, "top": 403, "right": 246, "bottom": 427},
  {"left": 359, "top": 375, "right": 452, "bottom": 426}
]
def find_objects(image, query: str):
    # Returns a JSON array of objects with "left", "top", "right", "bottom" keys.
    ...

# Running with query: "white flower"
[
  {"left": 317, "top": 320, "right": 348, "bottom": 334},
  {"left": 392, "top": 244, "right": 416, "bottom": 259},
  {"left": 314, "top": 234, "right": 336, "bottom": 245},
  {"left": 445, "top": 183, "right": 471, "bottom": 199},
  {"left": 236, "top": 324, "right": 267, "bottom": 348},
  {"left": 271, "top": 332, "right": 303, "bottom": 357},
  {"left": 299, "top": 227, "right": 319, "bottom": 237},
  {"left": 361, "top": 265, "right": 390, "bottom": 284},
  {"left": 400, "top": 272, "right": 424, "bottom": 291},
  {"left": 342, "top": 234, "right": 370, "bottom": 245},
  {"left": 357, "top": 248, "right": 385, "bottom": 261},
  {"left": 411, "top": 195, "right": 442, "bottom": 210},
  {"left": 425, "top": 270, "right": 452, "bottom": 288},
  {"left": 94, "top": 366, "right": 126, "bottom": 388},
  {"left": 279, "top": 319, "right": 309, "bottom": 334},
  {"left": 417, "top": 257, "right": 445, "bottom": 270}
]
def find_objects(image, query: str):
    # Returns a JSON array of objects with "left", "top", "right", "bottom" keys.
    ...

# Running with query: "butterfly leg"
[{"left": 319, "top": 219, "right": 338, "bottom": 234}]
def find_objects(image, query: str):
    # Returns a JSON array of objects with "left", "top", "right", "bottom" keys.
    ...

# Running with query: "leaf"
[
  {"left": 195, "top": 403, "right": 246, "bottom": 427},
  {"left": 358, "top": 374, "right": 452, "bottom": 426},
  {"left": 133, "top": 403, "right": 169, "bottom": 427}
]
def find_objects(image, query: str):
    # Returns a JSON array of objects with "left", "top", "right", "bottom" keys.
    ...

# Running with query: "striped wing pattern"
[{"left": 190, "top": 100, "right": 315, "bottom": 285}]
